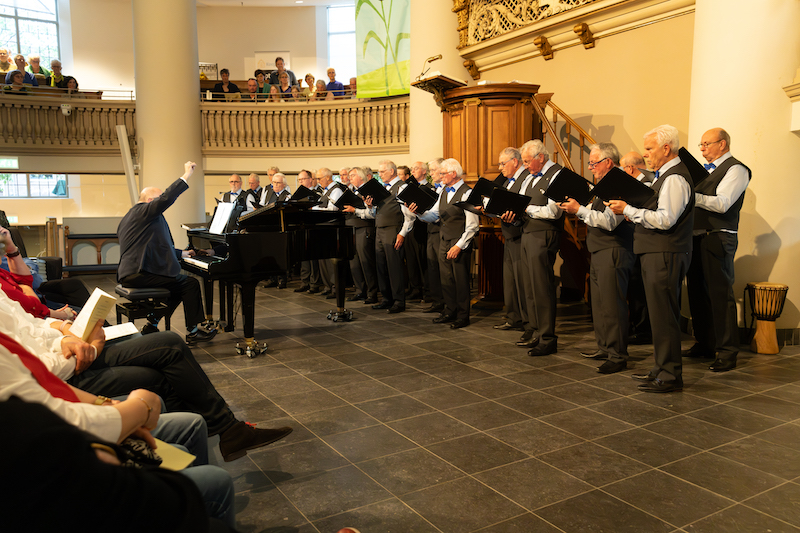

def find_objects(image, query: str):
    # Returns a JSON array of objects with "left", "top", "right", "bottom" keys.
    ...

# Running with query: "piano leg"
[
  {"left": 203, "top": 277, "right": 215, "bottom": 324},
  {"left": 327, "top": 258, "right": 354, "bottom": 322},
  {"left": 219, "top": 281, "right": 234, "bottom": 332},
  {"left": 234, "top": 279, "right": 268, "bottom": 358}
]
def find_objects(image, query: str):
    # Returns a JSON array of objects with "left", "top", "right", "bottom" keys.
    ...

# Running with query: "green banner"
[{"left": 356, "top": 0, "right": 410, "bottom": 98}]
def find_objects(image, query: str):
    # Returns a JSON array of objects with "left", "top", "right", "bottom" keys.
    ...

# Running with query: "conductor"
[{"left": 117, "top": 161, "right": 217, "bottom": 343}]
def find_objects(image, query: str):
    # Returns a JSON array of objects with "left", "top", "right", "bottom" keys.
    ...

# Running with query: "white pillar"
[
  {"left": 132, "top": 0, "right": 204, "bottom": 247},
  {"left": 687, "top": 0, "right": 800, "bottom": 329}
]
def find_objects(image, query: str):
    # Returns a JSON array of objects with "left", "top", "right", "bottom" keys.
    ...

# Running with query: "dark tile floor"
[{"left": 90, "top": 274, "right": 800, "bottom": 533}]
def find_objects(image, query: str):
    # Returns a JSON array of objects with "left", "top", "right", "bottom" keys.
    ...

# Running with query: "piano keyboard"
[{"left": 183, "top": 256, "right": 219, "bottom": 270}]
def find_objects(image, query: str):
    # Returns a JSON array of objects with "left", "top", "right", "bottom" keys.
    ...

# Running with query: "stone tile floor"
[{"left": 90, "top": 274, "right": 800, "bottom": 533}]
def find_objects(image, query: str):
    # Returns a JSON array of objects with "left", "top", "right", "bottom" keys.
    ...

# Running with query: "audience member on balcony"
[
  {"left": 3, "top": 70, "right": 28, "bottom": 95},
  {"left": 291, "top": 85, "right": 302, "bottom": 100},
  {"left": 268, "top": 84, "right": 281, "bottom": 102},
  {"left": 244, "top": 78, "right": 263, "bottom": 102},
  {"left": 276, "top": 71, "right": 293, "bottom": 99},
  {"left": 268, "top": 56, "right": 297, "bottom": 87},
  {"left": 5, "top": 54, "right": 37, "bottom": 86},
  {"left": 46, "top": 59, "right": 67, "bottom": 88},
  {"left": 254, "top": 69, "right": 270, "bottom": 95},
  {"left": 326, "top": 67, "right": 345, "bottom": 97},
  {"left": 211, "top": 68, "right": 239, "bottom": 101},
  {"left": 301, "top": 73, "right": 316, "bottom": 98},
  {"left": 26, "top": 54, "right": 50, "bottom": 84},
  {"left": 63, "top": 76, "right": 83, "bottom": 97},
  {"left": 349, "top": 76, "right": 358, "bottom": 98},
  {"left": 310, "top": 79, "right": 334, "bottom": 101},
  {"left": 0, "top": 49, "right": 12, "bottom": 74}
]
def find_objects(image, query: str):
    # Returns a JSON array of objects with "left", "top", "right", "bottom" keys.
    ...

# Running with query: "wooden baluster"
[
  {"left": 23, "top": 106, "right": 32, "bottom": 143},
  {"left": 101, "top": 108, "right": 110, "bottom": 145},
  {"left": 287, "top": 109, "right": 296, "bottom": 148},
  {"left": 76, "top": 108, "right": 85, "bottom": 145},
  {"left": 41, "top": 105, "right": 51, "bottom": 144},
  {"left": 565, "top": 122, "right": 571, "bottom": 166},
  {"left": 579, "top": 135, "right": 586, "bottom": 178},
  {"left": 364, "top": 106, "right": 371, "bottom": 145},
  {"left": 355, "top": 107, "right": 362, "bottom": 146},
  {"left": 206, "top": 109, "right": 215, "bottom": 147},
  {"left": 84, "top": 107, "right": 94, "bottom": 145},
  {"left": 14, "top": 107, "right": 23, "bottom": 142},
  {"left": 400, "top": 102, "right": 408, "bottom": 143},
  {"left": 393, "top": 104, "right": 400, "bottom": 144},
  {"left": 33, "top": 106, "right": 42, "bottom": 144},
  {"left": 220, "top": 110, "right": 229, "bottom": 146}
]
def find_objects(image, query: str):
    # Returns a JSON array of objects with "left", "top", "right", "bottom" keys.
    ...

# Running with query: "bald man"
[
  {"left": 621, "top": 151, "right": 655, "bottom": 184},
  {"left": 117, "top": 162, "right": 216, "bottom": 343}
]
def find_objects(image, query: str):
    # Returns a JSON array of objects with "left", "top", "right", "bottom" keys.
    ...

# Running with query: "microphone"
[
  {"left": 417, "top": 54, "right": 443, "bottom": 81},
  {"left": 426, "top": 54, "right": 442, "bottom": 63}
]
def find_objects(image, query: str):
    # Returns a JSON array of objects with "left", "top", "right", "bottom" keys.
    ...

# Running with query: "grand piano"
[{"left": 181, "top": 201, "right": 355, "bottom": 357}]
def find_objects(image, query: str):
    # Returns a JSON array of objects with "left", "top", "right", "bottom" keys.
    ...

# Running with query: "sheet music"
[{"left": 209, "top": 202, "right": 234, "bottom": 234}]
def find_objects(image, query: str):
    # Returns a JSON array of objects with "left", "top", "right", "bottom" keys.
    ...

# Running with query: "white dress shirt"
[
  {"left": 694, "top": 151, "right": 749, "bottom": 233},
  {"left": 623, "top": 156, "right": 692, "bottom": 230},
  {"left": 312, "top": 183, "right": 344, "bottom": 211},
  {"left": 416, "top": 179, "right": 480, "bottom": 250},
  {"left": 521, "top": 159, "right": 562, "bottom": 220}
]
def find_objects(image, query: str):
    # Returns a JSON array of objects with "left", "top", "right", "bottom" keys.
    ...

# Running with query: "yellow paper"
[{"left": 153, "top": 438, "right": 196, "bottom": 471}]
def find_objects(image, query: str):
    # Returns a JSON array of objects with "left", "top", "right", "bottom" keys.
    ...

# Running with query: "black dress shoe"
[
  {"left": 407, "top": 290, "right": 423, "bottom": 301},
  {"left": 141, "top": 323, "right": 159, "bottom": 335},
  {"left": 709, "top": 358, "right": 737, "bottom": 372},
  {"left": 263, "top": 279, "right": 278, "bottom": 288},
  {"left": 638, "top": 378, "right": 683, "bottom": 393},
  {"left": 598, "top": 360, "right": 627, "bottom": 374},
  {"left": 450, "top": 318, "right": 470, "bottom": 329},
  {"left": 628, "top": 333, "right": 653, "bottom": 345},
  {"left": 219, "top": 421, "right": 293, "bottom": 462},
  {"left": 387, "top": 303, "right": 405, "bottom": 314},
  {"left": 631, "top": 372, "right": 656, "bottom": 382},
  {"left": 516, "top": 332, "right": 538, "bottom": 348},
  {"left": 519, "top": 330, "right": 533, "bottom": 341},
  {"left": 186, "top": 327, "right": 217, "bottom": 344},
  {"left": 581, "top": 349, "right": 606, "bottom": 359},
  {"left": 494, "top": 322, "right": 523, "bottom": 331},
  {"left": 347, "top": 293, "right": 366, "bottom": 301},
  {"left": 528, "top": 345, "right": 556, "bottom": 357},
  {"left": 326, "top": 293, "right": 337, "bottom": 299},
  {"left": 682, "top": 343, "right": 715, "bottom": 358},
  {"left": 422, "top": 304, "right": 444, "bottom": 314},
  {"left": 320, "top": 289, "right": 332, "bottom": 296},
  {"left": 294, "top": 285, "right": 310, "bottom": 293},
  {"left": 433, "top": 313, "right": 455, "bottom": 324},
  {"left": 307, "top": 287, "right": 321, "bottom": 294},
  {"left": 372, "top": 300, "right": 393, "bottom": 310},
  {"left": 277, "top": 281, "right": 287, "bottom": 289},
  {"left": 362, "top": 298, "right": 378, "bottom": 305}
]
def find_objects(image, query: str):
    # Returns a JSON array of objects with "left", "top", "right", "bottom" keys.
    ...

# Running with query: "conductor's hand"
[
  {"left": 181, "top": 249, "right": 196, "bottom": 258},
  {"left": 500, "top": 210, "right": 516, "bottom": 223},
  {"left": 446, "top": 245, "right": 462, "bottom": 260},
  {"left": 606, "top": 200, "right": 627, "bottom": 216},
  {"left": 183, "top": 161, "right": 197, "bottom": 180},
  {"left": 559, "top": 198, "right": 580, "bottom": 215},
  {"left": 342, "top": 205, "right": 356, "bottom": 213}
]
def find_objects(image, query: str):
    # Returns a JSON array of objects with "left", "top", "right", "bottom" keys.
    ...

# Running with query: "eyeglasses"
[
  {"left": 498, "top": 159, "right": 511, "bottom": 168},
  {"left": 698, "top": 140, "right": 722, "bottom": 149},
  {"left": 229, "top": 180, "right": 241, "bottom": 184},
  {"left": 588, "top": 158, "right": 608, "bottom": 169}
]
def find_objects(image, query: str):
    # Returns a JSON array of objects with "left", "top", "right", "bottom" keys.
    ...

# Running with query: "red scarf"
[{"left": 0, "top": 330, "right": 80, "bottom": 402}]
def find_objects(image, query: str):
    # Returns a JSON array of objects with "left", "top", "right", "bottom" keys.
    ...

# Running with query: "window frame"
[
  {"left": 0, "top": 172, "right": 69, "bottom": 198},
  {"left": 0, "top": 0, "right": 60, "bottom": 67}
]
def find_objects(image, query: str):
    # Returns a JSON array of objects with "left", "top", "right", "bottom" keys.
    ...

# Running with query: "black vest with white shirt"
[
  {"left": 522, "top": 163, "right": 564, "bottom": 233},
  {"left": 693, "top": 156, "right": 750, "bottom": 231}
]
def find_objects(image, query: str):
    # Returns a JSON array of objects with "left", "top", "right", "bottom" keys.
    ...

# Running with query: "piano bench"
[{"left": 114, "top": 285, "right": 172, "bottom": 331}]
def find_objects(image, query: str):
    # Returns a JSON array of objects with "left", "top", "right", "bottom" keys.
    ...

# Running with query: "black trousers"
[
  {"left": 300, "top": 260, "right": 321, "bottom": 289},
  {"left": 405, "top": 222, "right": 426, "bottom": 294},
  {"left": 375, "top": 225, "right": 406, "bottom": 305},
  {"left": 502, "top": 236, "right": 526, "bottom": 327},
  {"left": 350, "top": 226, "right": 378, "bottom": 299},
  {"left": 590, "top": 246, "right": 634, "bottom": 363},
  {"left": 426, "top": 228, "right": 443, "bottom": 306},
  {"left": 121, "top": 272, "right": 205, "bottom": 330},
  {"left": 520, "top": 229, "right": 560, "bottom": 349},
  {"left": 439, "top": 237, "right": 472, "bottom": 321},
  {"left": 687, "top": 232, "right": 740, "bottom": 361},
  {"left": 68, "top": 331, "right": 237, "bottom": 436}
]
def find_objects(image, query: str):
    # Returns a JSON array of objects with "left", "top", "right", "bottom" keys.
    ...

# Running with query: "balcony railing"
[{"left": 0, "top": 94, "right": 410, "bottom": 157}]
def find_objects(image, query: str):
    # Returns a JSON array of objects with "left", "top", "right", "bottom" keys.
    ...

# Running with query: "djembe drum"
[{"left": 747, "top": 282, "right": 789, "bottom": 354}]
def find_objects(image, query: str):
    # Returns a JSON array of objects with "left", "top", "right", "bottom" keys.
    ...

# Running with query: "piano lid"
[{"left": 238, "top": 202, "right": 345, "bottom": 229}]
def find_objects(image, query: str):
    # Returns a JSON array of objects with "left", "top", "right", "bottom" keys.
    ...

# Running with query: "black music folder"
[
  {"left": 334, "top": 188, "right": 366, "bottom": 210},
  {"left": 452, "top": 177, "right": 497, "bottom": 211},
  {"left": 544, "top": 168, "right": 594, "bottom": 206},
  {"left": 397, "top": 182, "right": 438, "bottom": 213},
  {"left": 484, "top": 187, "right": 532, "bottom": 218},
  {"left": 679, "top": 147, "right": 710, "bottom": 186},
  {"left": 358, "top": 179, "right": 392, "bottom": 204},
  {"left": 591, "top": 167, "right": 655, "bottom": 207},
  {"left": 291, "top": 185, "right": 321, "bottom": 201}
]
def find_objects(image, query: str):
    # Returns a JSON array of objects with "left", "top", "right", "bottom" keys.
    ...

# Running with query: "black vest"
[
  {"left": 585, "top": 197, "right": 634, "bottom": 253},
  {"left": 439, "top": 182, "right": 471, "bottom": 242},
  {"left": 345, "top": 192, "right": 374, "bottom": 228},
  {"left": 501, "top": 168, "right": 530, "bottom": 240},
  {"left": 693, "top": 156, "right": 750, "bottom": 231},
  {"left": 633, "top": 161, "right": 694, "bottom": 254},
  {"left": 318, "top": 185, "right": 336, "bottom": 208},
  {"left": 375, "top": 180, "right": 404, "bottom": 228},
  {"left": 522, "top": 163, "right": 565, "bottom": 233},
  {"left": 427, "top": 183, "right": 442, "bottom": 234}
]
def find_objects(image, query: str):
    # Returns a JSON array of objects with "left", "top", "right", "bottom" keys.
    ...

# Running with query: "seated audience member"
[
  {"left": 5, "top": 54, "right": 38, "bottom": 86},
  {"left": 0, "top": 49, "right": 12, "bottom": 74},
  {"left": 211, "top": 68, "right": 240, "bottom": 100},
  {"left": 301, "top": 73, "right": 316, "bottom": 98},
  {"left": 349, "top": 76, "right": 358, "bottom": 98},
  {"left": 326, "top": 67, "right": 345, "bottom": 97},
  {"left": 46, "top": 59, "right": 68, "bottom": 88},
  {"left": 291, "top": 85, "right": 302, "bottom": 100},
  {"left": 1, "top": 397, "right": 237, "bottom": 532},
  {"left": 0, "top": 332, "right": 236, "bottom": 528},
  {"left": 64, "top": 76, "right": 81, "bottom": 96},
  {"left": 277, "top": 71, "right": 293, "bottom": 98},
  {"left": 26, "top": 54, "right": 50, "bottom": 83},
  {"left": 310, "top": 79, "right": 334, "bottom": 101},
  {"left": 117, "top": 162, "right": 217, "bottom": 343},
  {"left": 0, "top": 261, "right": 293, "bottom": 463},
  {"left": 268, "top": 84, "right": 280, "bottom": 102},
  {"left": 268, "top": 56, "right": 297, "bottom": 87},
  {"left": 244, "top": 78, "right": 262, "bottom": 102},
  {"left": 254, "top": 69, "right": 270, "bottom": 95},
  {"left": 3, "top": 69, "right": 28, "bottom": 95}
]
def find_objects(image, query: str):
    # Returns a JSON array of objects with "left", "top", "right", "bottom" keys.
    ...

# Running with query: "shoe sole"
[{"left": 222, "top": 427, "right": 293, "bottom": 462}]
